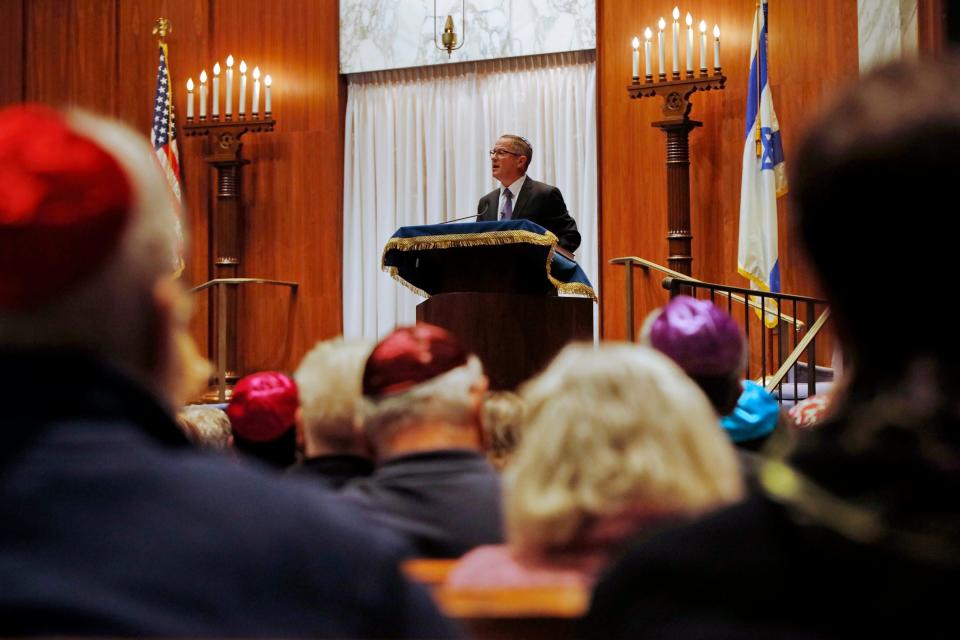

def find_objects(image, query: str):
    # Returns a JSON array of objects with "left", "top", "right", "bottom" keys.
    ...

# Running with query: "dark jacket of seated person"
[
  {"left": 0, "top": 104, "right": 454, "bottom": 639},
  {"left": 0, "top": 353, "right": 456, "bottom": 638},
  {"left": 344, "top": 324, "right": 504, "bottom": 558}
]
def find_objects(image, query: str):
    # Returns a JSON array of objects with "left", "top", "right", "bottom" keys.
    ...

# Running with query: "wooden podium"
[{"left": 384, "top": 221, "right": 594, "bottom": 390}]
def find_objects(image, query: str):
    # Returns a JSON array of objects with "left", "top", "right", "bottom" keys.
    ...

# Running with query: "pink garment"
[
  {"left": 447, "top": 508, "right": 666, "bottom": 590},
  {"left": 446, "top": 544, "right": 603, "bottom": 590}
]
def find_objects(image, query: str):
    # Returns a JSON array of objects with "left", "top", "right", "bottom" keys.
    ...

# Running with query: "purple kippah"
[{"left": 648, "top": 296, "right": 744, "bottom": 376}]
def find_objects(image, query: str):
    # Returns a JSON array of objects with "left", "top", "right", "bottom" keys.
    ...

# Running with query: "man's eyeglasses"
[{"left": 489, "top": 148, "right": 521, "bottom": 158}]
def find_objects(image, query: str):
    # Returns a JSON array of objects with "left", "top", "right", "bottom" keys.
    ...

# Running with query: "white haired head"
[
  {"left": 294, "top": 338, "right": 374, "bottom": 454},
  {"left": 506, "top": 342, "right": 744, "bottom": 554}
]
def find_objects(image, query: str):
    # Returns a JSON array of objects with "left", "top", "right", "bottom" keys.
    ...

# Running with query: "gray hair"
[
  {"left": 499, "top": 134, "right": 533, "bottom": 169},
  {"left": 357, "top": 356, "right": 486, "bottom": 447},
  {"left": 294, "top": 338, "right": 374, "bottom": 449},
  {"left": 506, "top": 343, "right": 744, "bottom": 553}
]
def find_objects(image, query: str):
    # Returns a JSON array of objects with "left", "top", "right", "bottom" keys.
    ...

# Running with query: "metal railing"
[
  {"left": 189, "top": 277, "right": 299, "bottom": 401},
  {"left": 610, "top": 256, "right": 831, "bottom": 404}
]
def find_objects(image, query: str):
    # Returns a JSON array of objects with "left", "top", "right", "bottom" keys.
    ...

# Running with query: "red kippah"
[
  {"left": 226, "top": 371, "right": 300, "bottom": 442},
  {"left": 0, "top": 105, "right": 133, "bottom": 311},
  {"left": 362, "top": 323, "right": 469, "bottom": 398}
]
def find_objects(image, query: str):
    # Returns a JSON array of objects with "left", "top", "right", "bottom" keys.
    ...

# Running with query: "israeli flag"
[{"left": 737, "top": 0, "right": 787, "bottom": 326}]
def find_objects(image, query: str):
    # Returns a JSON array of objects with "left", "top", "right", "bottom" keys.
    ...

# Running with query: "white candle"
[
  {"left": 212, "top": 62, "right": 220, "bottom": 118},
  {"left": 225, "top": 55, "right": 234, "bottom": 117},
  {"left": 643, "top": 28, "right": 652, "bottom": 78},
  {"left": 699, "top": 21, "right": 707, "bottom": 71},
  {"left": 252, "top": 66, "right": 260, "bottom": 115},
  {"left": 671, "top": 7, "right": 680, "bottom": 76},
  {"left": 186, "top": 78, "right": 194, "bottom": 120},
  {"left": 714, "top": 25, "right": 721, "bottom": 69},
  {"left": 631, "top": 37, "right": 640, "bottom": 79},
  {"left": 199, "top": 69, "right": 207, "bottom": 119},
  {"left": 685, "top": 13, "right": 694, "bottom": 74},
  {"left": 264, "top": 74, "right": 272, "bottom": 113},
  {"left": 239, "top": 60, "right": 247, "bottom": 116},
  {"left": 657, "top": 18, "right": 666, "bottom": 77}
]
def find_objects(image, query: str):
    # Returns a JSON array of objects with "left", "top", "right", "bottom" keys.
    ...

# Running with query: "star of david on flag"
[
  {"left": 150, "top": 42, "right": 185, "bottom": 276},
  {"left": 737, "top": 0, "right": 787, "bottom": 328}
]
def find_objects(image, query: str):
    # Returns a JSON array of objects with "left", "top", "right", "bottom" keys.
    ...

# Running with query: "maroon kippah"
[
  {"left": 362, "top": 323, "right": 469, "bottom": 398},
  {"left": 226, "top": 371, "right": 299, "bottom": 442},
  {"left": 648, "top": 296, "right": 745, "bottom": 376},
  {"left": 0, "top": 105, "right": 132, "bottom": 311}
]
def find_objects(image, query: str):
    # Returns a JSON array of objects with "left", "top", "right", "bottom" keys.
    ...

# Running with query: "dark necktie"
[{"left": 501, "top": 189, "right": 513, "bottom": 220}]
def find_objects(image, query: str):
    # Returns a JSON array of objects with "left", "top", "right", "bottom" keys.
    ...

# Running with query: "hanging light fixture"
[{"left": 434, "top": 0, "right": 465, "bottom": 57}]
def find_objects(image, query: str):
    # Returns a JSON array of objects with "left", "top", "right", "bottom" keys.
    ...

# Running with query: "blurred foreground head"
[
  {"left": 0, "top": 105, "right": 192, "bottom": 407},
  {"left": 792, "top": 56, "right": 960, "bottom": 381}
]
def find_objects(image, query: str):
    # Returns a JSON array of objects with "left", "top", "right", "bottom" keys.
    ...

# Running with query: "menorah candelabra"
[
  {"left": 181, "top": 58, "right": 295, "bottom": 401},
  {"left": 628, "top": 8, "right": 725, "bottom": 276}
]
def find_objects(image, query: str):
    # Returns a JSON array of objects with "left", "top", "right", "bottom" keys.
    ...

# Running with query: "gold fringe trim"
[
  {"left": 543, "top": 245, "right": 597, "bottom": 301},
  {"left": 382, "top": 228, "right": 596, "bottom": 301},
  {"left": 381, "top": 229, "right": 559, "bottom": 269},
  {"left": 553, "top": 281, "right": 598, "bottom": 300},
  {"left": 383, "top": 266, "right": 430, "bottom": 299}
]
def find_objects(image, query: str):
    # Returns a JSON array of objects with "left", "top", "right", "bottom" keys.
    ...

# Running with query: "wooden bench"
[{"left": 402, "top": 559, "right": 588, "bottom": 640}]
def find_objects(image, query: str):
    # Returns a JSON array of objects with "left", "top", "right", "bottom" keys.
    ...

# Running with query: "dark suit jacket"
[
  {"left": 0, "top": 351, "right": 455, "bottom": 638},
  {"left": 342, "top": 449, "right": 504, "bottom": 558},
  {"left": 477, "top": 177, "right": 581, "bottom": 252}
]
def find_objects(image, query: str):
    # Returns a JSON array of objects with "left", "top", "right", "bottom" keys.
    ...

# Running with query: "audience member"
[
  {"left": 642, "top": 295, "right": 786, "bottom": 451},
  {"left": 177, "top": 404, "right": 233, "bottom": 450},
  {"left": 448, "top": 344, "right": 743, "bottom": 589},
  {"left": 641, "top": 295, "right": 745, "bottom": 415},
  {"left": 719, "top": 379, "right": 785, "bottom": 452},
  {"left": 291, "top": 338, "right": 375, "bottom": 488},
  {"left": 0, "top": 105, "right": 454, "bottom": 638},
  {"left": 582, "top": 57, "right": 960, "bottom": 638},
  {"left": 343, "top": 323, "right": 504, "bottom": 558},
  {"left": 227, "top": 370, "right": 300, "bottom": 469},
  {"left": 480, "top": 390, "right": 525, "bottom": 470}
]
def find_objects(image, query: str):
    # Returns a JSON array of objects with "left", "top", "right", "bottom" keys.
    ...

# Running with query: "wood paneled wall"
[
  {"left": 597, "top": 0, "right": 860, "bottom": 343},
  {"left": 1, "top": 0, "right": 343, "bottom": 374},
  {"left": 1, "top": 0, "right": 945, "bottom": 374}
]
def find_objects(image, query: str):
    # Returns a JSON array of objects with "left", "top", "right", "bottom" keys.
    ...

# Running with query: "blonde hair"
[
  {"left": 506, "top": 343, "right": 743, "bottom": 553},
  {"left": 294, "top": 338, "right": 373, "bottom": 448}
]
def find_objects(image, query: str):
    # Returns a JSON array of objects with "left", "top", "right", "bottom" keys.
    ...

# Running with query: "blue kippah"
[{"left": 720, "top": 380, "right": 779, "bottom": 443}]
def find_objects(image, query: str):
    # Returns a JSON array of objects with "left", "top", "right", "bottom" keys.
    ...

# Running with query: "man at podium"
[{"left": 476, "top": 134, "right": 581, "bottom": 253}]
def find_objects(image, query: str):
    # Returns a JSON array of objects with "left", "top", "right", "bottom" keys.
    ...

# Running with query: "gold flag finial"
[{"left": 153, "top": 17, "right": 171, "bottom": 41}]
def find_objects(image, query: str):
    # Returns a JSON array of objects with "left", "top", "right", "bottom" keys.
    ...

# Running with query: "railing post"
[
  {"left": 625, "top": 261, "right": 635, "bottom": 342},
  {"left": 807, "top": 303, "right": 817, "bottom": 397}
]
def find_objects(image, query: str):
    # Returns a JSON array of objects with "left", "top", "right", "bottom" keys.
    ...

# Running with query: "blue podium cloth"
[{"left": 382, "top": 220, "right": 596, "bottom": 300}]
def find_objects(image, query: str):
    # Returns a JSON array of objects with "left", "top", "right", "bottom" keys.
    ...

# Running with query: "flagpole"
[
  {"left": 755, "top": 1, "right": 763, "bottom": 159},
  {"left": 152, "top": 17, "right": 169, "bottom": 46}
]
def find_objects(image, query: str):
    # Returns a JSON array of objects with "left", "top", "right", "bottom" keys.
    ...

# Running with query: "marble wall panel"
[{"left": 340, "top": 0, "right": 595, "bottom": 73}]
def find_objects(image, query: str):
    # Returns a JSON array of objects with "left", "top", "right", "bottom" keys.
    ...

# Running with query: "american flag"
[{"left": 150, "top": 42, "right": 185, "bottom": 274}]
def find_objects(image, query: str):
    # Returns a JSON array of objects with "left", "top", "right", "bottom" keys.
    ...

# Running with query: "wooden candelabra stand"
[
  {"left": 182, "top": 113, "right": 297, "bottom": 401},
  {"left": 627, "top": 68, "right": 725, "bottom": 276}
]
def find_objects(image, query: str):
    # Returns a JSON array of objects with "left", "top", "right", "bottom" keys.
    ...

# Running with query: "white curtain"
[{"left": 343, "top": 50, "right": 598, "bottom": 340}]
